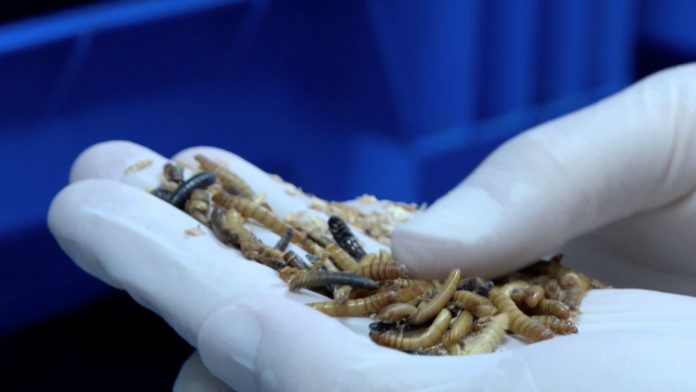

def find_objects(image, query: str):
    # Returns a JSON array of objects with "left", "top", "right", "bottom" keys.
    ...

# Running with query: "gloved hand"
[{"left": 49, "top": 63, "right": 696, "bottom": 392}]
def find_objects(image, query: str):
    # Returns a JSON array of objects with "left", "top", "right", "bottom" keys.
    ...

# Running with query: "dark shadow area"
[
  {"left": 0, "top": 292, "right": 193, "bottom": 390},
  {"left": 0, "top": 1, "right": 103, "bottom": 24},
  {"left": 0, "top": 225, "right": 114, "bottom": 334},
  {"left": 635, "top": 41, "right": 696, "bottom": 80}
]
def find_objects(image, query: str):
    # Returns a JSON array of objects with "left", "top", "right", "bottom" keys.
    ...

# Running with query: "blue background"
[{"left": 1, "top": 0, "right": 695, "bottom": 337}]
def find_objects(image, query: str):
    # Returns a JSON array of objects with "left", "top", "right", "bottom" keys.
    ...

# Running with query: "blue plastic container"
[{"left": 0, "top": 0, "right": 666, "bottom": 335}]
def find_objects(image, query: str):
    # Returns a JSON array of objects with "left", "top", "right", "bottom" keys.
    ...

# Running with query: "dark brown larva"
[
  {"left": 274, "top": 227, "right": 293, "bottom": 251},
  {"left": 164, "top": 163, "right": 184, "bottom": 185},
  {"left": 288, "top": 270, "right": 380, "bottom": 292},
  {"left": 328, "top": 215, "right": 367, "bottom": 261},
  {"left": 170, "top": 171, "right": 216, "bottom": 209}
]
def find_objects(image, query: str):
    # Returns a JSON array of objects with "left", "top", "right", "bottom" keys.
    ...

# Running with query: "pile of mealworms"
[{"left": 148, "top": 155, "right": 610, "bottom": 355}]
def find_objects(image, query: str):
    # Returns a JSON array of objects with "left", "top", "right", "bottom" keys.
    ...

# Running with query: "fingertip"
[
  {"left": 173, "top": 352, "right": 233, "bottom": 392},
  {"left": 70, "top": 140, "right": 168, "bottom": 189}
]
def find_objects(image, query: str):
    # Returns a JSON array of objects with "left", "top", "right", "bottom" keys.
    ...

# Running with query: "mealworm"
[
  {"left": 561, "top": 272, "right": 589, "bottom": 310},
  {"left": 393, "top": 281, "right": 432, "bottom": 303},
  {"left": 391, "top": 279, "right": 435, "bottom": 291},
  {"left": 333, "top": 285, "right": 352, "bottom": 305},
  {"left": 501, "top": 280, "right": 530, "bottom": 296},
  {"left": 376, "top": 303, "right": 418, "bottom": 322},
  {"left": 309, "top": 290, "right": 396, "bottom": 317},
  {"left": 531, "top": 315, "right": 578, "bottom": 335},
  {"left": 151, "top": 188, "right": 173, "bottom": 201},
  {"left": 524, "top": 285, "right": 545, "bottom": 308},
  {"left": 283, "top": 250, "right": 310, "bottom": 269},
  {"left": 589, "top": 277, "right": 612, "bottom": 289},
  {"left": 273, "top": 228, "right": 293, "bottom": 251},
  {"left": 409, "top": 269, "right": 460, "bottom": 326},
  {"left": 124, "top": 159, "right": 153, "bottom": 175},
  {"left": 370, "top": 309, "right": 452, "bottom": 351},
  {"left": 211, "top": 207, "right": 285, "bottom": 261},
  {"left": 532, "top": 299, "right": 571, "bottom": 320},
  {"left": 288, "top": 270, "right": 380, "bottom": 291},
  {"left": 354, "top": 258, "right": 407, "bottom": 281},
  {"left": 256, "top": 257, "right": 287, "bottom": 271},
  {"left": 213, "top": 191, "right": 287, "bottom": 235},
  {"left": 544, "top": 279, "right": 564, "bottom": 301},
  {"left": 325, "top": 243, "right": 360, "bottom": 272},
  {"left": 451, "top": 291, "right": 497, "bottom": 318},
  {"left": 210, "top": 207, "right": 242, "bottom": 248},
  {"left": 279, "top": 267, "right": 300, "bottom": 283},
  {"left": 489, "top": 287, "right": 553, "bottom": 342},
  {"left": 441, "top": 310, "right": 473, "bottom": 347},
  {"left": 170, "top": 171, "right": 216, "bottom": 209},
  {"left": 185, "top": 189, "right": 213, "bottom": 225},
  {"left": 461, "top": 313, "right": 509, "bottom": 355},
  {"left": 309, "top": 251, "right": 330, "bottom": 272},
  {"left": 164, "top": 162, "right": 184, "bottom": 185},
  {"left": 328, "top": 215, "right": 366, "bottom": 261},
  {"left": 195, "top": 154, "right": 255, "bottom": 199}
]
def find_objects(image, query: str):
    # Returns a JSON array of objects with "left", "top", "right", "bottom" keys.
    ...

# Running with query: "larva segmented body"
[
  {"left": 501, "top": 280, "right": 530, "bottom": 296},
  {"left": 409, "top": 269, "right": 460, "bottom": 325},
  {"left": 544, "top": 279, "right": 563, "bottom": 301},
  {"left": 332, "top": 285, "right": 352, "bottom": 305},
  {"left": 531, "top": 315, "right": 578, "bottom": 335},
  {"left": 489, "top": 288, "right": 553, "bottom": 342},
  {"left": 283, "top": 250, "right": 309, "bottom": 270},
  {"left": 185, "top": 189, "right": 213, "bottom": 224},
  {"left": 279, "top": 267, "right": 300, "bottom": 283},
  {"left": 393, "top": 281, "right": 432, "bottom": 303},
  {"left": 462, "top": 313, "right": 509, "bottom": 355},
  {"left": 451, "top": 291, "right": 497, "bottom": 318},
  {"left": 170, "top": 171, "right": 216, "bottom": 209},
  {"left": 151, "top": 188, "right": 173, "bottom": 201},
  {"left": 376, "top": 303, "right": 418, "bottom": 322},
  {"left": 441, "top": 310, "right": 473, "bottom": 347},
  {"left": 309, "top": 290, "right": 396, "bottom": 317},
  {"left": 164, "top": 163, "right": 184, "bottom": 185},
  {"left": 288, "top": 270, "right": 380, "bottom": 291},
  {"left": 256, "top": 257, "right": 287, "bottom": 271},
  {"left": 325, "top": 243, "right": 360, "bottom": 272},
  {"left": 370, "top": 309, "right": 452, "bottom": 351},
  {"left": 354, "top": 258, "right": 407, "bottom": 281},
  {"left": 328, "top": 215, "right": 366, "bottom": 261},
  {"left": 274, "top": 228, "right": 293, "bottom": 251},
  {"left": 561, "top": 272, "right": 589, "bottom": 310},
  {"left": 195, "top": 154, "right": 255, "bottom": 199},
  {"left": 213, "top": 191, "right": 287, "bottom": 236},
  {"left": 533, "top": 299, "right": 571, "bottom": 320},
  {"left": 524, "top": 285, "right": 545, "bottom": 308}
]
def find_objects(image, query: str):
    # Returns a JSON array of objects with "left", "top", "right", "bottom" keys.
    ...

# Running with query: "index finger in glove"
[{"left": 393, "top": 63, "right": 696, "bottom": 279}]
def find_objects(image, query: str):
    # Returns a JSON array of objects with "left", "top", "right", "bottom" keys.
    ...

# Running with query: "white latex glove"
[{"left": 48, "top": 63, "right": 696, "bottom": 392}]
